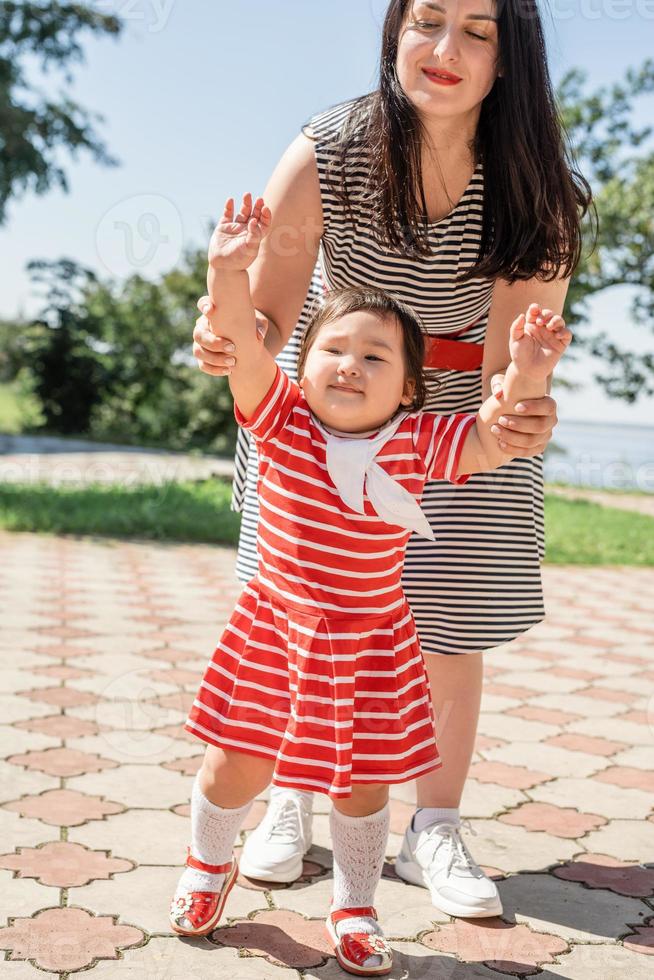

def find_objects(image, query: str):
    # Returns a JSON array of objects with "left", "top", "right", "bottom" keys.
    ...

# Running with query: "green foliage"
[
  {"left": 559, "top": 61, "right": 654, "bottom": 401},
  {"left": 13, "top": 252, "right": 237, "bottom": 452},
  {"left": 0, "top": 1, "right": 121, "bottom": 223}
]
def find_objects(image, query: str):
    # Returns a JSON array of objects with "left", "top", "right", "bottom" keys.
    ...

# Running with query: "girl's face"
[
  {"left": 397, "top": 0, "right": 500, "bottom": 126},
  {"left": 300, "top": 311, "right": 416, "bottom": 433}
]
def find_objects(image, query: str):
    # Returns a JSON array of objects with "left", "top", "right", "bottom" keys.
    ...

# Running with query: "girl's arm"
[
  {"left": 458, "top": 305, "right": 572, "bottom": 476},
  {"left": 207, "top": 197, "right": 277, "bottom": 421},
  {"left": 482, "top": 275, "right": 570, "bottom": 454},
  {"left": 196, "top": 133, "right": 323, "bottom": 365}
]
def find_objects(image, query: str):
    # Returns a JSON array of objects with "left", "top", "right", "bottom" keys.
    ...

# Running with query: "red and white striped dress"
[{"left": 185, "top": 366, "right": 476, "bottom": 798}]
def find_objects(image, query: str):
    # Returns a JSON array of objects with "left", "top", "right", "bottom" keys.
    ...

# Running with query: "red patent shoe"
[
  {"left": 169, "top": 847, "right": 238, "bottom": 937},
  {"left": 325, "top": 906, "right": 393, "bottom": 977}
]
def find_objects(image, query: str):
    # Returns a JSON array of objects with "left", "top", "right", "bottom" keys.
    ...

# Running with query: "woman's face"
[{"left": 396, "top": 0, "right": 500, "bottom": 125}]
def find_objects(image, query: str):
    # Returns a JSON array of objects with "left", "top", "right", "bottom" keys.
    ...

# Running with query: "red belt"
[
  {"left": 424, "top": 336, "right": 484, "bottom": 371},
  {"left": 424, "top": 316, "right": 484, "bottom": 372}
]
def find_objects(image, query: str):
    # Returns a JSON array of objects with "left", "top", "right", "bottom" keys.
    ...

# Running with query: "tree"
[
  {"left": 559, "top": 60, "right": 654, "bottom": 402},
  {"left": 0, "top": 1, "right": 121, "bottom": 223},
  {"left": 19, "top": 253, "right": 237, "bottom": 452}
]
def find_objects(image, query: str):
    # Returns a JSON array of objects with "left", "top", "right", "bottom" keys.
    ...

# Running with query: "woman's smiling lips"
[{"left": 422, "top": 67, "right": 463, "bottom": 86}]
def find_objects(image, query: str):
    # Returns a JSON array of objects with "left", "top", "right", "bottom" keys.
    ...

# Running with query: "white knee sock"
[
  {"left": 330, "top": 804, "right": 390, "bottom": 966},
  {"left": 176, "top": 775, "right": 252, "bottom": 897}
]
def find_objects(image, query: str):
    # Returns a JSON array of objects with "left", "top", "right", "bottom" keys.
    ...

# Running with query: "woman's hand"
[
  {"left": 192, "top": 296, "right": 269, "bottom": 377},
  {"left": 488, "top": 374, "right": 559, "bottom": 456}
]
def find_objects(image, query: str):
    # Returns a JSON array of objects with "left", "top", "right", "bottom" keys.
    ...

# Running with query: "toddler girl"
[{"left": 169, "top": 194, "right": 571, "bottom": 977}]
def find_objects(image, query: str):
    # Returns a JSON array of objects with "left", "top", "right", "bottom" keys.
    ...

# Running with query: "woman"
[{"left": 192, "top": 0, "right": 590, "bottom": 919}]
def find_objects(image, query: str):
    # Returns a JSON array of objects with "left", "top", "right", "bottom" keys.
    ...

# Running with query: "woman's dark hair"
[
  {"left": 314, "top": 0, "right": 593, "bottom": 283},
  {"left": 297, "top": 286, "right": 428, "bottom": 411}
]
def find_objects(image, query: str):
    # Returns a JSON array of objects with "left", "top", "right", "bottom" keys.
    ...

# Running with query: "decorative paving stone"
[
  {"left": 553, "top": 854, "right": 654, "bottom": 898},
  {"left": 482, "top": 742, "right": 610, "bottom": 779},
  {"left": 69, "top": 808, "right": 187, "bottom": 864},
  {"left": 68, "top": 730, "right": 201, "bottom": 766},
  {"left": 0, "top": 762, "right": 59, "bottom": 806},
  {"left": 468, "top": 762, "right": 552, "bottom": 791},
  {"left": 498, "top": 802, "right": 606, "bottom": 839},
  {"left": 459, "top": 820, "right": 578, "bottom": 874},
  {"left": 545, "top": 943, "right": 654, "bottom": 979},
  {"left": 13, "top": 714, "right": 100, "bottom": 739},
  {"left": 154, "top": 722, "right": 198, "bottom": 743},
  {"left": 0, "top": 907, "right": 144, "bottom": 972},
  {"left": 474, "top": 735, "right": 506, "bottom": 752},
  {"left": 139, "top": 646, "right": 201, "bottom": 664},
  {"left": 77, "top": 865, "right": 266, "bottom": 933},
  {"left": 68, "top": 764, "right": 189, "bottom": 809},
  {"left": 623, "top": 924, "right": 654, "bottom": 956},
  {"left": 460, "top": 780, "right": 528, "bottom": 819},
  {"left": 29, "top": 664, "right": 93, "bottom": 680},
  {"left": 88, "top": 937, "right": 299, "bottom": 980},
  {"left": 421, "top": 919, "right": 569, "bottom": 975},
  {"left": 7, "top": 747, "right": 119, "bottom": 778},
  {"left": 162, "top": 755, "right": 203, "bottom": 776},
  {"left": 595, "top": 766, "right": 654, "bottom": 793},
  {"left": 17, "top": 686, "right": 100, "bottom": 709},
  {"left": 0, "top": 726, "right": 59, "bottom": 759},
  {"left": 583, "top": 819, "right": 654, "bottom": 861},
  {"left": 529, "top": 777, "right": 654, "bottom": 820},
  {"left": 499, "top": 873, "right": 650, "bottom": 944},
  {"left": 213, "top": 909, "right": 332, "bottom": 968},
  {"left": 3, "top": 788, "right": 125, "bottom": 827},
  {"left": 505, "top": 706, "right": 582, "bottom": 726},
  {"left": 32, "top": 643, "right": 98, "bottom": 660},
  {"left": 545, "top": 733, "right": 626, "bottom": 757},
  {"left": 146, "top": 667, "right": 202, "bottom": 686},
  {"left": 0, "top": 841, "right": 134, "bottom": 887}
]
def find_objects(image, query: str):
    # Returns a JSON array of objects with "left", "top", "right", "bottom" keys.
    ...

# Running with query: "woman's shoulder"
[{"left": 303, "top": 95, "right": 372, "bottom": 146}]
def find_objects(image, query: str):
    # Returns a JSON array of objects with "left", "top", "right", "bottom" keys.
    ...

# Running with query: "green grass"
[
  {"left": 544, "top": 495, "right": 654, "bottom": 565},
  {"left": 0, "top": 480, "right": 653, "bottom": 564},
  {"left": 0, "top": 479, "right": 241, "bottom": 546}
]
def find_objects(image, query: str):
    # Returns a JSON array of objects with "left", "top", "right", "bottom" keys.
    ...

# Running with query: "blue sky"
[{"left": 1, "top": 0, "right": 653, "bottom": 424}]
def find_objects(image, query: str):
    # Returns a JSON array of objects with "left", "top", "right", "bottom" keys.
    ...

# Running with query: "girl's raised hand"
[
  {"left": 208, "top": 193, "right": 272, "bottom": 272},
  {"left": 509, "top": 303, "right": 572, "bottom": 381}
]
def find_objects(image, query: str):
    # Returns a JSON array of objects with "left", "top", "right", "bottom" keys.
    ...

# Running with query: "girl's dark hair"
[
  {"left": 297, "top": 286, "right": 428, "bottom": 411},
  {"left": 317, "top": 0, "right": 593, "bottom": 283}
]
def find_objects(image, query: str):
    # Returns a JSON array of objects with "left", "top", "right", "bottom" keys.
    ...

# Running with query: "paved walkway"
[{"left": 1, "top": 532, "right": 653, "bottom": 978}]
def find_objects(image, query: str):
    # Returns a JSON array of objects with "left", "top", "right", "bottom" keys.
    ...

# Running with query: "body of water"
[{"left": 544, "top": 419, "right": 654, "bottom": 491}]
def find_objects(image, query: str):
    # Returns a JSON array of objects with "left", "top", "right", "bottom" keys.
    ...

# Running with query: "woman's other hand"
[
  {"left": 488, "top": 373, "right": 559, "bottom": 456},
  {"left": 193, "top": 296, "right": 269, "bottom": 376}
]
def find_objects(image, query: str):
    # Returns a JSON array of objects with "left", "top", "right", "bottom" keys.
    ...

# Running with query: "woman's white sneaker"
[
  {"left": 394, "top": 819, "right": 502, "bottom": 917},
  {"left": 240, "top": 790, "right": 313, "bottom": 883}
]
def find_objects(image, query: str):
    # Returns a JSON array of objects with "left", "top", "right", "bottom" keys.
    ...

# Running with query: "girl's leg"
[
  {"left": 329, "top": 784, "right": 392, "bottom": 972},
  {"left": 173, "top": 746, "right": 275, "bottom": 924}
]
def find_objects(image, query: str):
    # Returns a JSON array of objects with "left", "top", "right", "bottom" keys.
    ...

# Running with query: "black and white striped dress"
[{"left": 232, "top": 100, "right": 546, "bottom": 656}]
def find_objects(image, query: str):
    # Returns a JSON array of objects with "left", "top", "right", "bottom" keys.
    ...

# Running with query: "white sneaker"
[
  {"left": 395, "top": 819, "right": 503, "bottom": 918},
  {"left": 239, "top": 790, "right": 313, "bottom": 883}
]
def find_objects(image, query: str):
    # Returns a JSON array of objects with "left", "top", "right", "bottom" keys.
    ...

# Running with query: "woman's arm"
[
  {"left": 249, "top": 132, "right": 324, "bottom": 355},
  {"left": 482, "top": 276, "right": 569, "bottom": 455}
]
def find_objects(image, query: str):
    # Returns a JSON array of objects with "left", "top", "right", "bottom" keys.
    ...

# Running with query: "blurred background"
[{"left": 0, "top": 0, "right": 653, "bottom": 561}]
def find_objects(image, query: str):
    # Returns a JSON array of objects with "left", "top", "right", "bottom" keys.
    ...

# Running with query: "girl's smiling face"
[
  {"left": 299, "top": 311, "right": 416, "bottom": 433},
  {"left": 397, "top": 0, "right": 500, "bottom": 124}
]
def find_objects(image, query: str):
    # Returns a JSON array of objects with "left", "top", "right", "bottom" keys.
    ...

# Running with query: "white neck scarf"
[{"left": 313, "top": 414, "right": 435, "bottom": 542}]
